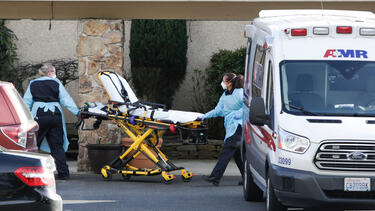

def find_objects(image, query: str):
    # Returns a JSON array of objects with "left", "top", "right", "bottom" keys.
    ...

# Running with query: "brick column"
[{"left": 76, "top": 19, "right": 124, "bottom": 171}]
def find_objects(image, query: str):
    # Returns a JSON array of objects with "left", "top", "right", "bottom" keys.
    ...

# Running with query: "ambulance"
[{"left": 242, "top": 10, "right": 375, "bottom": 210}]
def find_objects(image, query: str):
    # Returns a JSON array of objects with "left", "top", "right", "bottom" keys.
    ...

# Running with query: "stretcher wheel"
[
  {"left": 163, "top": 178, "right": 173, "bottom": 184},
  {"left": 181, "top": 175, "right": 192, "bottom": 182},
  {"left": 122, "top": 173, "right": 131, "bottom": 181},
  {"left": 102, "top": 170, "right": 112, "bottom": 181}
]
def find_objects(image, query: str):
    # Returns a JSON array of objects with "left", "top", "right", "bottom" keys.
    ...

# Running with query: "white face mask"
[
  {"left": 221, "top": 81, "right": 227, "bottom": 90},
  {"left": 51, "top": 74, "right": 56, "bottom": 79}
]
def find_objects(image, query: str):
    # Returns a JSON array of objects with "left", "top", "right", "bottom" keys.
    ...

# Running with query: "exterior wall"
[
  {"left": 8, "top": 19, "right": 248, "bottom": 113},
  {"left": 122, "top": 20, "right": 248, "bottom": 110},
  {"left": 5, "top": 20, "right": 79, "bottom": 124},
  {"left": 5, "top": 20, "right": 77, "bottom": 64}
]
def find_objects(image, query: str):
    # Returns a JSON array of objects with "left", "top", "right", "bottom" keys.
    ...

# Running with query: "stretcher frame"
[{"left": 77, "top": 72, "right": 207, "bottom": 183}]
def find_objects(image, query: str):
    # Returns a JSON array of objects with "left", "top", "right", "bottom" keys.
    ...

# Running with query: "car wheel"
[
  {"left": 243, "top": 156, "right": 263, "bottom": 201},
  {"left": 266, "top": 174, "right": 287, "bottom": 211}
]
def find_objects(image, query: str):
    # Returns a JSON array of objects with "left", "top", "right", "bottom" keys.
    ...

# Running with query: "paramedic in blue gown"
[
  {"left": 201, "top": 73, "right": 244, "bottom": 186},
  {"left": 24, "top": 63, "right": 79, "bottom": 180}
]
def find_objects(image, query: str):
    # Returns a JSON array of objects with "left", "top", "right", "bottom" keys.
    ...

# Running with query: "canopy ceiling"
[{"left": 1, "top": 1, "right": 375, "bottom": 20}]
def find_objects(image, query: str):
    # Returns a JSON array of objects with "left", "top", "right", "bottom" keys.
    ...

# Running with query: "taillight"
[
  {"left": 291, "top": 28, "right": 307, "bottom": 36},
  {"left": 337, "top": 26, "right": 352, "bottom": 34},
  {"left": 1, "top": 125, "right": 27, "bottom": 148},
  {"left": 14, "top": 167, "right": 55, "bottom": 186}
]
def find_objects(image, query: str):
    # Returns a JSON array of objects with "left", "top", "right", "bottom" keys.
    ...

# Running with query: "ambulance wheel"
[
  {"left": 181, "top": 175, "right": 192, "bottom": 182},
  {"left": 102, "top": 171, "right": 112, "bottom": 181},
  {"left": 122, "top": 174, "right": 131, "bottom": 181},
  {"left": 266, "top": 174, "right": 287, "bottom": 211},
  {"left": 243, "top": 158, "right": 263, "bottom": 201}
]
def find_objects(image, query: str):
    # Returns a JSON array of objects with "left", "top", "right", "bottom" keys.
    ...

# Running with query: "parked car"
[
  {"left": 0, "top": 81, "right": 38, "bottom": 152},
  {"left": 0, "top": 146, "right": 62, "bottom": 211}
]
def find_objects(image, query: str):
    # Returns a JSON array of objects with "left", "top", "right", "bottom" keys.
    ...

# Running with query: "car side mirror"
[{"left": 250, "top": 97, "right": 270, "bottom": 126}]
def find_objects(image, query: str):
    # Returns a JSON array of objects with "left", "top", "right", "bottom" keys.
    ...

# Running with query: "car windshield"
[{"left": 280, "top": 60, "right": 375, "bottom": 117}]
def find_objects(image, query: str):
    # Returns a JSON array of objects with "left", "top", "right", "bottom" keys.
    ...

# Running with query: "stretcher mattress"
[{"left": 97, "top": 72, "right": 204, "bottom": 124}]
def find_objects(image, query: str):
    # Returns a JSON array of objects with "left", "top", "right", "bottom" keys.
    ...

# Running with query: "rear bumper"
[
  {"left": 269, "top": 164, "right": 375, "bottom": 208},
  {"left": 0, "top": 191, "right": 62, "bottom": 211}
]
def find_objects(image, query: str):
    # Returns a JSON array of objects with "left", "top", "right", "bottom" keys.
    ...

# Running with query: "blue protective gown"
[
  {"left": 203, "top": 88, "right": 244, "bottom": 141},
  {"left": 23, "top": 76, "right": 79, "bottom": 153}
]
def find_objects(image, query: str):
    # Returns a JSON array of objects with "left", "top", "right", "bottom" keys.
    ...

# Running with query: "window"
[
  {"left": 252, "top": 45, "right": 266, "bottom": 98},
  {"left": 266, "top": 61, "right": 274, "bottom": 115},
  {"left": 244, "top": 38, "right": 252, "bottom": 98}
]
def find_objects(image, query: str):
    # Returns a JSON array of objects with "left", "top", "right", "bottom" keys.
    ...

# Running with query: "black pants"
[
  {"left": 36, "top": 110, "right": 69, "bottom": 177},
  {"left": 210, "top": 125, "right": 244, "bottom": 181}
]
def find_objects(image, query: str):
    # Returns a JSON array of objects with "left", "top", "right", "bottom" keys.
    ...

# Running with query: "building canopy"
[{"left": 1, "top": 0, "right": 375, "bottom": 20}]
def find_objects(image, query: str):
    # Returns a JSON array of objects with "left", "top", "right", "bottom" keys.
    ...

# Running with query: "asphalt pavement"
[
  {"left": 57, "top": 173, "right": 263, "bottom": 211},
  {"left": 59, "top": 159, "right": 260, "bottom": 211},
  {"left": 61, "top": 160, "right": 375, "bottom": 211}
]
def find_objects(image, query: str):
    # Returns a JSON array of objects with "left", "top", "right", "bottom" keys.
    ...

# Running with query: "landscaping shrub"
[
  {"left": 130, "top": 20, "right": 187, "bottom": 108},
  {"left": 192, "top": 47, "right": 246, "bottom": 139},
  {"left": 0, "top": 20, "right": 19, "bottom": 89}
]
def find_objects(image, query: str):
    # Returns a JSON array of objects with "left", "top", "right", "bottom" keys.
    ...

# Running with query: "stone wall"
[
  {"left": 76, "top": 19, "right": 124, "bottom": 171},
  {"left": 161, "top": 136, "right": 224, "bottom": 159}
]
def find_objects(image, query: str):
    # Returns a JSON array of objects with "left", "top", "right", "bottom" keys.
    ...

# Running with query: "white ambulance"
[{"left": 242, "top": 10, "right": 375, "bottom": 211}]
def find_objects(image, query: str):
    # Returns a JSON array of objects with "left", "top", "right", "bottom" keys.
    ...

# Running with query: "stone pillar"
[{"left": 77, "top": 19, "right": 124, "bottom": 171}]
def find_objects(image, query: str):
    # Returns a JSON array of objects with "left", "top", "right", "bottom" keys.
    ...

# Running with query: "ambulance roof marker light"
[
  {"left": 313, "top": 27, "right": 329, "bottom": 35},
  {"left": 291, "top": 28, "right": 307, "bottom": 36},
  {"left": 360, "top": 28, "right": 375, "bottom": 36},
  {"left": 337, "top": 26, "right": 352, "bottom": 34}
]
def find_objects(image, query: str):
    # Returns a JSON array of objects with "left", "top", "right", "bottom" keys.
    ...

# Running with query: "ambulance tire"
[
  {"left": 243, "top": 157, "right": 263, "bottom": 201},
  {"left": 266, "top": 175, "right": 287, "bottom": 211}
]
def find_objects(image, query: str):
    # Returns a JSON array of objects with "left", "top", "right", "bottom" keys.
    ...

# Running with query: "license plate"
[{"left": 344, "top": 178, "right": 371, "bottom": 192}]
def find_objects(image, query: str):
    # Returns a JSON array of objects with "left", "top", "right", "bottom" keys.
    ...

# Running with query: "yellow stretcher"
[{"left": 76, "top": 71, "right": 207, "bottom": 183}]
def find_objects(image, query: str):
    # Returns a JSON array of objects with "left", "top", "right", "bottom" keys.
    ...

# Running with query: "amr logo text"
[{"left": 324, "top": 49, "right": 368, "bottom": 58}]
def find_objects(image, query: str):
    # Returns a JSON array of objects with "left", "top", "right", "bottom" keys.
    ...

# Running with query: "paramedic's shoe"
[
  {"left": 202, "top": 175, "right": 219, "bottom": 186},
  {"left": 56, "top": 175, "right": 70, "bottom": 180}
]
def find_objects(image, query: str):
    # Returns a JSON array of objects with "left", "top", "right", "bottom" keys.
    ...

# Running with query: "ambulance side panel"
[{"left": 243, "top": 29, "right": 274, "bottom": 190}]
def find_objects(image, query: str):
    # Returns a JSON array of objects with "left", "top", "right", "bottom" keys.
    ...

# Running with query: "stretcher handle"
[
  {"left": 136, "top": 101, "right": 168, "bottom": 111},
  {"left": 109, "top": 100, "right": 147, "bottom": 111},
  {"left": 75, "top": 112, "right": 83, "bottom": 129}
]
